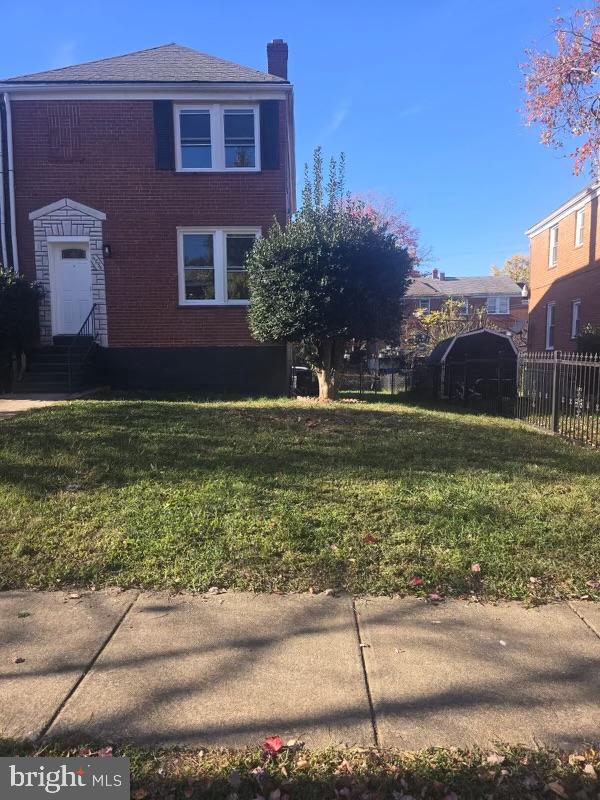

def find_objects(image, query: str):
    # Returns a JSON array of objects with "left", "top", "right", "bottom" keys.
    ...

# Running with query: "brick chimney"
[
  {"left": 432, "top": 268, "right": 440, "bottom": 280},
  {"left": 267, "top": 39, "right": 288, "bottom": 79}
]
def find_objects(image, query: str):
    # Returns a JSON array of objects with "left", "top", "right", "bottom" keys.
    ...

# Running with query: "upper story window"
[
  {"left": 179, "top": 110, "right": 212, "bottom": 169},
  {"left": 486, "top": 296, "right": 509, "bottom": 315},
  {"left": 178, "top": 227, "right": 259, "bottom": 305},
  {"left": 549, "top": 224, "right": 559, "bottom": 268},
  {"left": 224, "top": 110, "right": 256, "bottom": 168},
  {"left": 175, "top": 105, "right": 260, "bottom": 172},
  {"left": 575, "top": 208, "right": 585, "bottom": 247},
  {"left": 416, "top": 298, "right": 431, "bottom": 312}
]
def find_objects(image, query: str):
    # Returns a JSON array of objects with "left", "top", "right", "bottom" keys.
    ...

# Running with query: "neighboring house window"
[
  {"left": 486, "top": 296, "right": 509, "bottom": 315},
  {"left": 459, "top": 298, "right": 469, "bottom": 315},
  {"left": 175, "top": 105, "right": 260, "bottom": 172},
  {"left": 178, "top": 227, "right": 260, "bottom": 305},
  {"left": 417, "top": 298, "right": 431, "bottom": 312},
  {"left": 575, "top": 209, "right": 585, "bottom": 247},
  {"left": 549, "top": 224, "right": 559, "bottom": 267},
  {"left": 546, "top": 302, "right": 556, "bottom": 350},
  {"left": 571, "top": 300, "right": 581, "bottom": 339}
]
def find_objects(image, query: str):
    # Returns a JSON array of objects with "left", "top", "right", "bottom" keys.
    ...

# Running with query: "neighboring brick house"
[
  {"left": 0, "top": 41, "right": 295, "bottom": 393},
  {"left": 402, "top": 269, "right": 528, "bottom": 347},
  {"left": 526, "top": 183, "right": 600, "bottom": 352}
]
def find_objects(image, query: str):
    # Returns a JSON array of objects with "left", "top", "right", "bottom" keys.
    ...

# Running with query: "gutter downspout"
[
  {"left": 0, "top": 97, "right": 8, "bottom": 268},
  {"left": 3, "top": 93, "right": 18, "bottom": 273}
]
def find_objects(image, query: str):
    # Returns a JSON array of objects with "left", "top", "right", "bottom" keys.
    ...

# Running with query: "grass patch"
[
  {"left": 1, "top": 395, "right": 599, "bottom": 598},
  {"left": 1, "top": 739, "right": 598, "bottom": 799}
]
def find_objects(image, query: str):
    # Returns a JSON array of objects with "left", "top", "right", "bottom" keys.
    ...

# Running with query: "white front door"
[{"left": 50, "top": 243, "right": 93, "bottom": 335}]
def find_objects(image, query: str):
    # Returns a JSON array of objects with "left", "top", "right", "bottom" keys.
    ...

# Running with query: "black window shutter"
[
  {"left": 260, "top": 100, "right": 280, "bottom": 170},
  {"left": 153, "top": 100, "right": 175, "bottom": 170}
]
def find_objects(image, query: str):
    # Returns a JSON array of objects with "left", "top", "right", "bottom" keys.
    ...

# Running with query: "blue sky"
[{"left": 0, "top": 0, "right": 591, "bottom": 275}]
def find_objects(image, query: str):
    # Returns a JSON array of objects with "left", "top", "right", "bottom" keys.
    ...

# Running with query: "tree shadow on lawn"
[{"left": 0, "top": 398, "right": 598, "bottom": 499}]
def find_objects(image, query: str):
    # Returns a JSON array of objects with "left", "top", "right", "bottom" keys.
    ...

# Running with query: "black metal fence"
[{"left": 516, "top": 351, "right": 600, "bottom": 447}]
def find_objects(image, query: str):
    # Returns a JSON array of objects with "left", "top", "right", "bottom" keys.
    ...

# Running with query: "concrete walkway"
[
  {"left": 0, "top": 394, "right": 70, "bottom": 419},
  {"left": 1, "top": 590, "right": 599, "bottom": 749}
]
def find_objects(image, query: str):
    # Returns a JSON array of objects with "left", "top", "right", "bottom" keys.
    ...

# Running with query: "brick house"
[
  {"left": 526, "top": 184, "right": 600, "bottom": 352},
  {"left": 0, "top": 42, "right": 295, "bottom": 393},
  {"left": 402, "top": 269, "right": 528, "bottom": 348}
]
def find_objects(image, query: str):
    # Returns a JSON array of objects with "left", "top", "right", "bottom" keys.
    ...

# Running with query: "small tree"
[
  {"left": 0, "top": 267, "right": 42, "bottom": 384},
  {"left": 491, "top": 253, "right": 529, "bottom": 284},
  {"left": 247, "top": 149, "right": 413, "bottom": 400},
  {"left": 405, "top": 299, "right": 490, "bottom": 357},
  {"left": 577, "top": 323, "right": 600, "bottom": 354}
]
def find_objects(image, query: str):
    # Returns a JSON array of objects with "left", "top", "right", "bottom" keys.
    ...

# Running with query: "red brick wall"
[
  {"left": 11, "top": 98, "right": 290, "bottom": 347},
  {"left": 529, "top": 195, "right": 600, "bottom": 351}
]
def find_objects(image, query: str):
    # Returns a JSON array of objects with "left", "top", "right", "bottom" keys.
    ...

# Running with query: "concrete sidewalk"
[{"left": 1, "top": 590, "right": 599, "bottom": 749}]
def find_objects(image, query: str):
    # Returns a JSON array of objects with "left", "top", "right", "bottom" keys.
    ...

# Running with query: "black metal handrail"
[{"left": 67, "top": 304, "right": 98, "bottom": 393}]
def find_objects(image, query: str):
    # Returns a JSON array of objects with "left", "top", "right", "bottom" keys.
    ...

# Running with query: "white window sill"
[
  {"left": 179, "top": 301, "right": 250, "bottom": 307},
  {"left": 176, "top": 167, "right": 260, "bottom": 174}
]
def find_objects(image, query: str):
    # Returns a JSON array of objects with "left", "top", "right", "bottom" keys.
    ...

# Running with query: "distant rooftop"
[
  {"left": 2, "top": 43, "right": 287, "bottom": 84},
  {"left": 406, "top": 274, "right": 522, "bottom": 298}
]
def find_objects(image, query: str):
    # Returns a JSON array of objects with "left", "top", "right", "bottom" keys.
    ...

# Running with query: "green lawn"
[{"left": 1, "top": 395, "right": 599, "bottom": 598}]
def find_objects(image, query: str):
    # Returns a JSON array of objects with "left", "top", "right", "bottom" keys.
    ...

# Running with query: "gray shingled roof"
[
  {"left": 405, "top": 275, "right": 522, "bottom": 298},
  {"left": 2, "top": 43, "right": 286, "bottom": 84}
]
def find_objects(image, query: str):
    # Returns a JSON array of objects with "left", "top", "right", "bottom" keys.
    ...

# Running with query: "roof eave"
[{"left": 0, "top": 79, "right": 291, "bottom": 92}]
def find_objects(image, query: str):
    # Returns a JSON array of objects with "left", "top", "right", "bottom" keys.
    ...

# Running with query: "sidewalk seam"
[
  {"left": 38, "top": 592, "right": 140, "bottom": 740},
  {"left": 567, "top": 601, "right": 600, "bottom": 640},
  {"left": 351, "top": 600, "right": 379, "bottom": 748}
]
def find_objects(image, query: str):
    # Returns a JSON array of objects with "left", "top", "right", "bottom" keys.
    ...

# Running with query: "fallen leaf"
[
  {"left": 295, "top": 759, "right": 309, "bottom": 771},
  {"left": 426, "top": 593, "right": 445, "bottom": 603},
  {"left": 78, "top": 748, "right": 93, "bottom": 757},
  {"left": 131, "top": 789, "right": 149, "bottom": 800},
  {"left": 471, "top": 563, "right": 481, "bottom": 573},
  {"left": 17, "top": 612, "right": 31, "bottom": 618},
  {"left": 264, "top": 736, "right": 284, "bottom": 754},
  {"left": 323, "top": 588, "right": 336, "bottom": 597},
  {"left": 363, "top": 534, "right": 378, "bottom": 544},
  {"left": 486, "top": 752, "right": 505, "bottom": 765},
  {"left": 583, "top": 763, "right": 597, "bottom": 779},
  {"left": 207, "top": 586, "right": 225, "bottom": 595},
  {"left": 547, "top": 780, "right": 569, "bottom": 798},
  {"left": 97, "top": 746, "right": 113, "bottom": 757},
  {"left": 335, "top": 759, "right": 353, "bottom": 775},
  {"left": 408, "top": 577, "right": 424, "bottom": 587},
  {"left": 13, "top": 657, "right": 25, "bottom": 664},
  {"left": 586, "top": 579, "right": 600, "bottom": 589},
  {"left": 68, "top": 593, "right": 81, "bottom": 599}
]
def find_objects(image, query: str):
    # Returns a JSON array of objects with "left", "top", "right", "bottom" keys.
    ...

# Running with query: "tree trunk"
[
  {"left": 313, "top": 337, "right": 345, "bottom": 401},
  {"left": 315, "top": 366, "right": 336, "bottom": 400}
]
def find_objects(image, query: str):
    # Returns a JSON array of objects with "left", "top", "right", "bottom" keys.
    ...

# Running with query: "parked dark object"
[
  {"left": 291, "top": 365, "right": 319, "bottom": 396},
  {"left": 0, "top": 268, "right": 42, "bottom": 390},
  {"left": 427, "top": 328, "right": 518, "bottom": 413},
  {"left": 516, "top": 351, "right": 600, "bottom": 447}
]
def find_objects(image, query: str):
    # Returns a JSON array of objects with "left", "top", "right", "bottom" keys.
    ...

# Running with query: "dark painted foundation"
[{"left": 96, "top": 345, "right": 289, "bottom": 395}]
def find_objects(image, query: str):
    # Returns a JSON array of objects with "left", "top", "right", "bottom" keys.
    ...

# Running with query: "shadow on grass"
[{"left": 1, "top": 396, "right": 597, "bottom": 499}]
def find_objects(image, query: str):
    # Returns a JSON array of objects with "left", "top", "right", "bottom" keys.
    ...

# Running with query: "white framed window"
[
  {"left": 177, "top": 227, "right": 260, "bottom": 305},
  {"left": 575, "top": 208, "right": 585, "bottom": 247},
  {"left": 174, "top": 104, "right": 260, "bottom": 172},
  {"left": 549, "top": 224, "right": 559, "bottom": 267},
  {"left": 486, "top": 296, "right": 510, "bottom": 315},
  {"left": 571, "top": 299, "right": 581, "bottom": 339},
  {"left": 416, "top": 298, "right": 431, "bottom": 312},
  {"left": 546, "top": 302, "right": 556, "bottom": 350}
]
